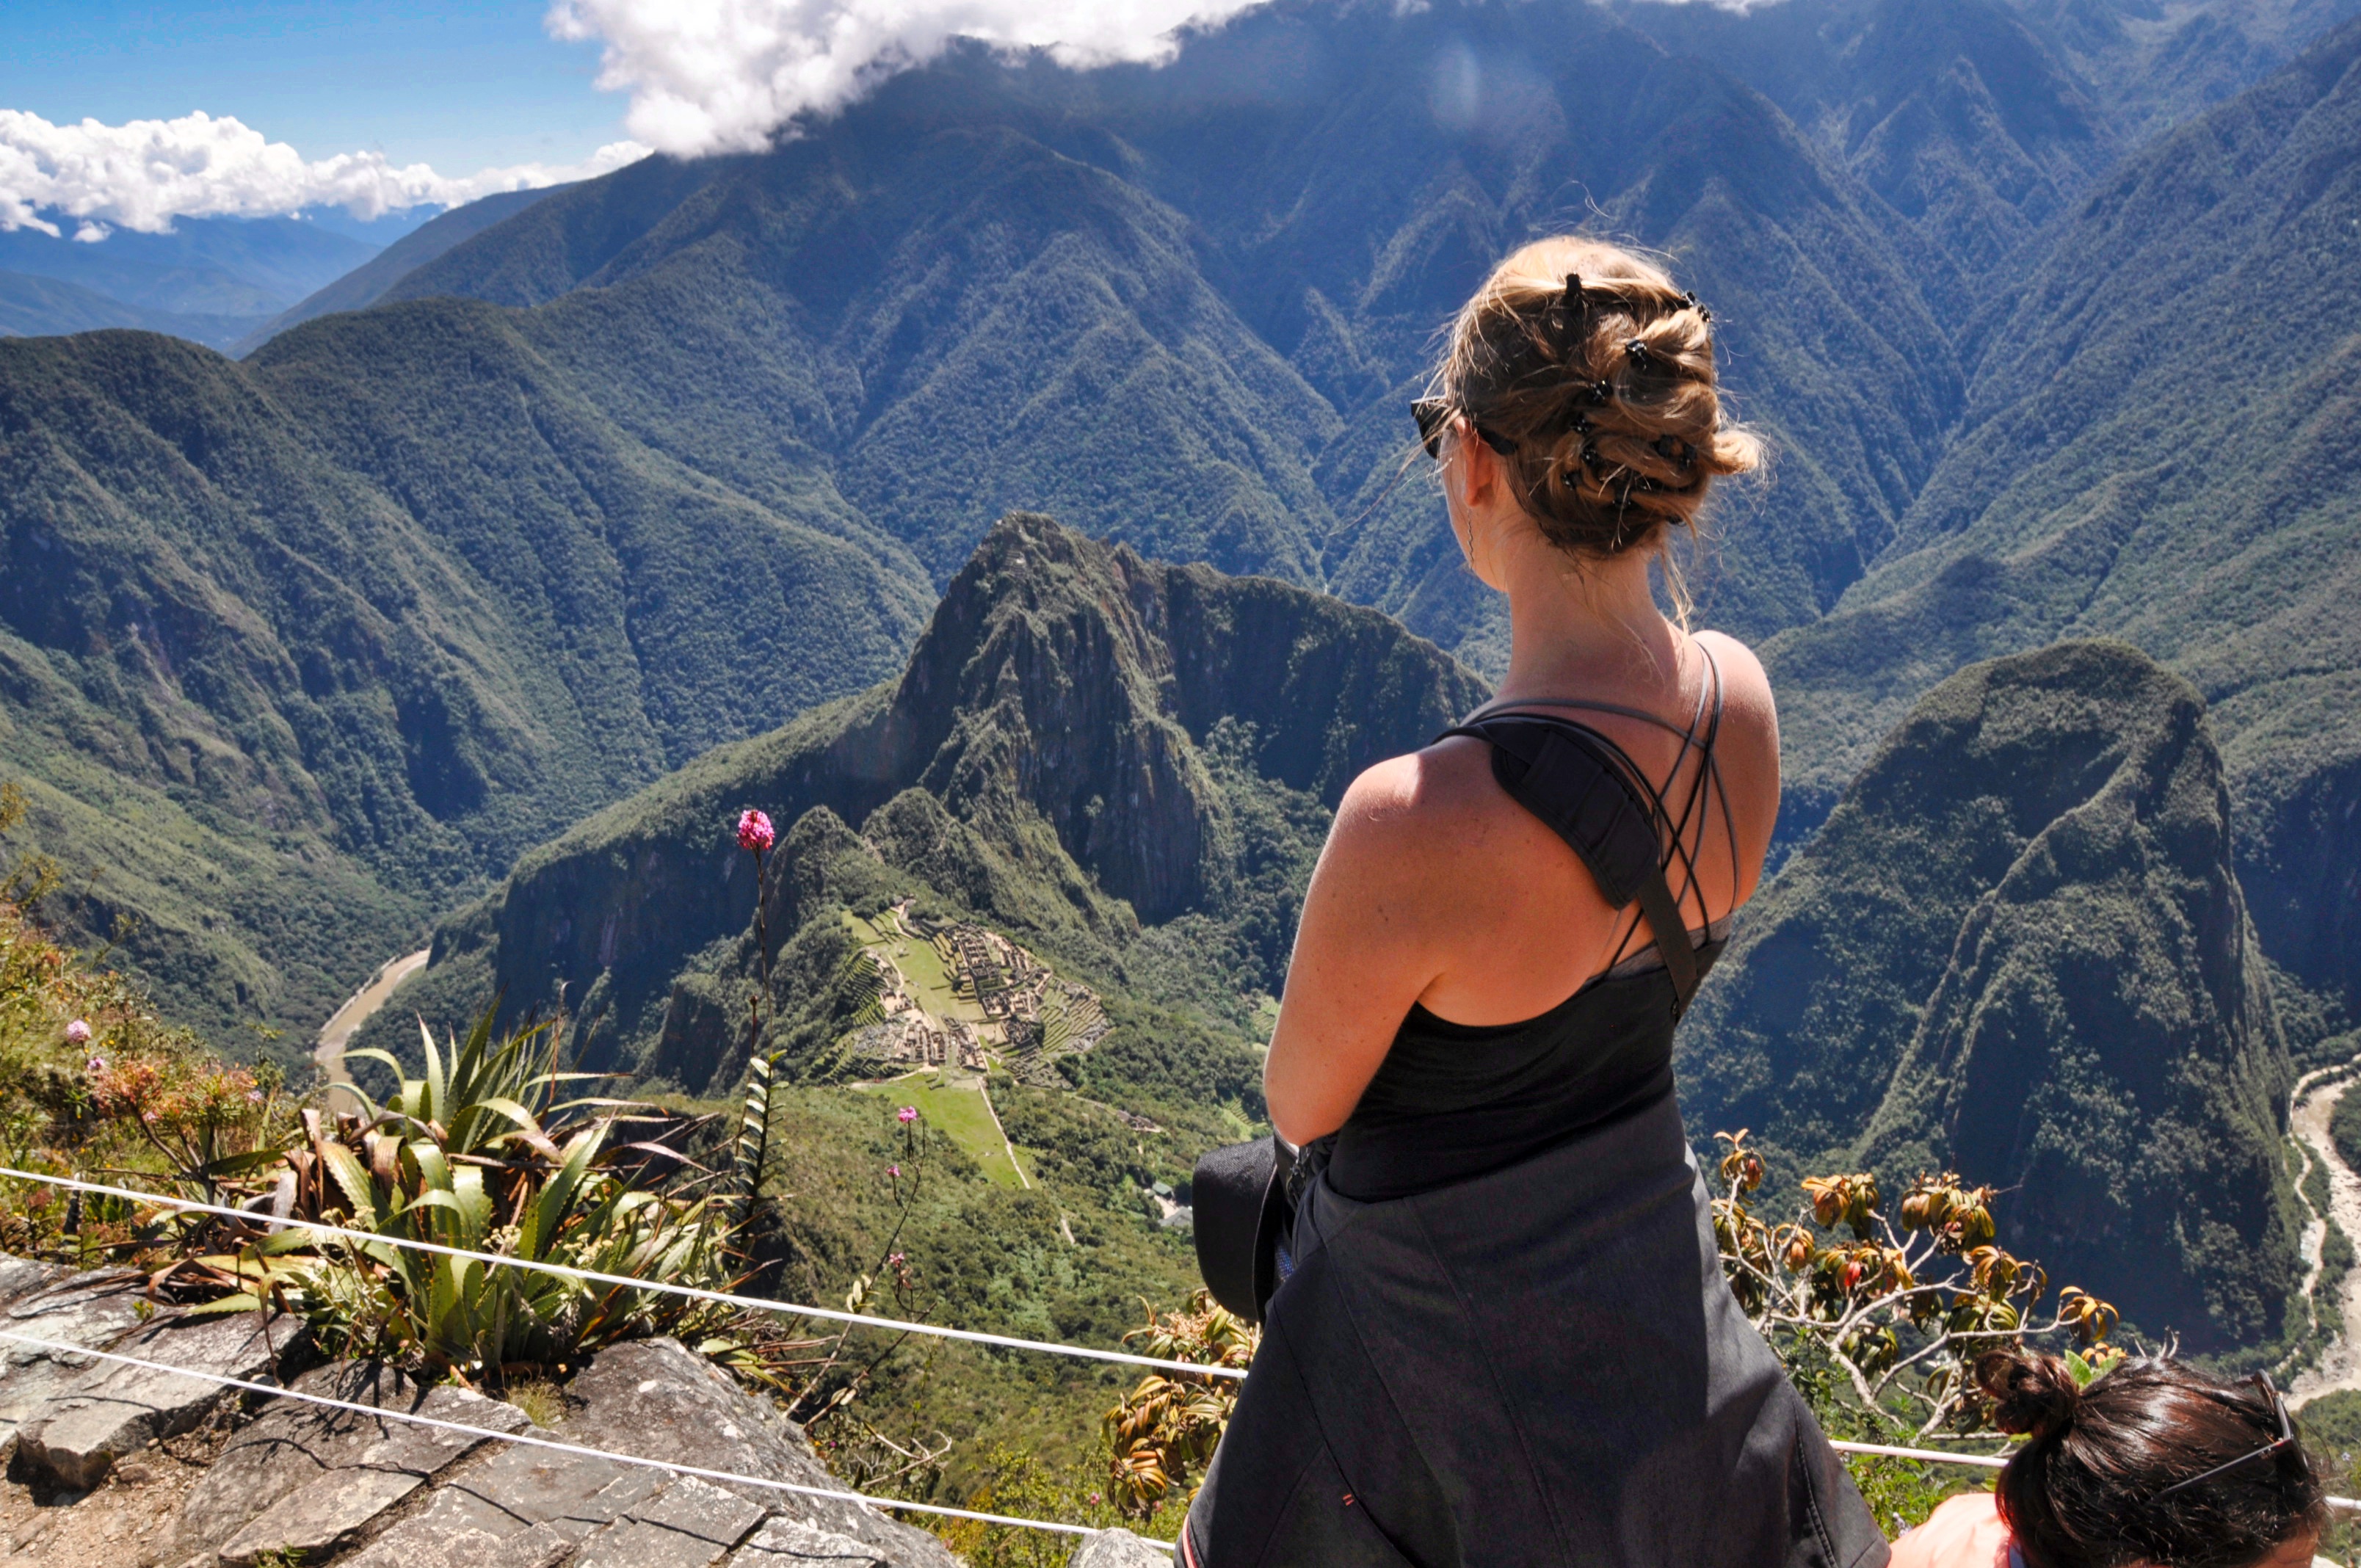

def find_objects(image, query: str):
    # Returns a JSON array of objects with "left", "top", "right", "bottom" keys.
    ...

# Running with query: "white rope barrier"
[
  {"left": 0, "top": 1326, "right": 1170, "bottom": 1546},
  {"left": 1828, "top": 1440, "right": 2004, "bottom": 1467},
  {"left": 0, "top": 1166, "right": 1247, "bottom": 1381},
  {"left": 16, "top": 1167, "right": 2358, "bottom": 1518}
]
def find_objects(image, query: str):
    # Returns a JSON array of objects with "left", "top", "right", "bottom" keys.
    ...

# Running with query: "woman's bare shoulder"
[
  {"left": 1335, "top": 738, "right": 1501, "bottom": 827},
  {"left": 1694, "top": 630, "right": 1775, "bottom": 718},
  {"left": 1326, "top": 740, "right": 1521, "bottom": 880}
]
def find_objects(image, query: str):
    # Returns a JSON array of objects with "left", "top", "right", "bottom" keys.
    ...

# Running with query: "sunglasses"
[
  {"left": 1412, "top": 398, "right": 1517, "bottom": 460},
  {"left": 2150, "top": 1371, "right": 2298, "bottom": 1500}
]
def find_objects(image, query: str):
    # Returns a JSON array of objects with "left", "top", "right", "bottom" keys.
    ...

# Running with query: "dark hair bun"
[{"left": 1976, "top": 1348, "right": 2081, "bottom": 1440}]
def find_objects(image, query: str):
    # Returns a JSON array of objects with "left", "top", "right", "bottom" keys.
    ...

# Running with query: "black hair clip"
[
  {"left": 1653, "top": 435, "right": 1692, "bottom": 466},
  {"left": 1586, "top": 379, "right": 1614, "bottom": 404},
  {"left": 1625, "top": 338, "right": 1652, "bottom": 366},
  {"left": 1546, "top": 272, "right": 1595, "bottom": 355}
]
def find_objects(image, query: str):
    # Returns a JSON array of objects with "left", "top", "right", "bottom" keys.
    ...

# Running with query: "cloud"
[
  {"left": 0, "top": 110, "right": 650, "bottom": 236},
  {"left": 545, "top": 0, "right": 1270, "bottom": 156}
]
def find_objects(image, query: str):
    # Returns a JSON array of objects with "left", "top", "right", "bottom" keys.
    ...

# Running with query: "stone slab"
[
  {"left": 559, "top": 1338, "right": 958, "bottom": 1567},
  {"left": 338, "top": 1517, "right": 576, "bottom": 1568},
  {"left": 574, "top": 1475, "right": 765, "bottom": 1568},
  {"left": 1068, "top": 1527, "right": 1174, "bottom": 1568},
  {"left": 399, "top": 1436, "right": 664, "bottom": 1542},
  {"left": 198, "top": 1369, "right": 533, "bottom": 1567},
  {"left": 0, "top": 1266, "right": 146, "bottom": 1458},
  {"left": 0, "top": 1256, "right": 66, "bottom": 1310},
  {"left": 15, "top": 1310, "right": 278, "bottom": 1488},
  {"left": 728, "top": 1517, "right": 895, "bottom": 1565}
]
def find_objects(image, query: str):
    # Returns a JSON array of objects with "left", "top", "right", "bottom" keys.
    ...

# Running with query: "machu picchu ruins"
[{"left": 837, "top": 904, "right": 1109, "bottom": 1085}]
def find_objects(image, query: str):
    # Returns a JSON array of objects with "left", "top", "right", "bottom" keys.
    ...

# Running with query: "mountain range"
[
  {"left": 1, "top": 0, "right": 2358, "bottom": 1357},
  {"left": 0, "top": 215, "right": 402, "bottom": 349}
]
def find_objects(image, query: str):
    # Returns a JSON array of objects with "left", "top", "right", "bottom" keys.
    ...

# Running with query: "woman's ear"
[{"left": 1448, "top": 418, "right": 1503, "bottom": 511}]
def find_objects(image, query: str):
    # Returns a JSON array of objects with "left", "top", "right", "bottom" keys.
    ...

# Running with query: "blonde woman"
[{"left": 1182, "top": 239, "right": 1884, "bottom": 1567}]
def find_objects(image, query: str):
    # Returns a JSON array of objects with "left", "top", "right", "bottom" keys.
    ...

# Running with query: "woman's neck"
[{"left": 1490, "top": 532, "right": 1683, "bottom": 705}]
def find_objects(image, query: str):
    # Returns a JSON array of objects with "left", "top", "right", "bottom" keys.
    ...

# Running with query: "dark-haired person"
[
  {"left": 1891, "top": 1349, "right": 2329, "bottom": 1568},
  {"left": 1179, "top": 237, "right": 1885, "bottom": 1565}
]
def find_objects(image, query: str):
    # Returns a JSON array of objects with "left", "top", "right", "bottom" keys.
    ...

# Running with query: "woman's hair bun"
[
  {"left": 1430, "top": 236, "right": 1761, "bottom": 606},
  {"left": 1976, "top": 1348, "right": 2081, "bottom": 1440}
]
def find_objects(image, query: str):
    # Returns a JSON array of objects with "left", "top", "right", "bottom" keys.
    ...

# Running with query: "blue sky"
[{"left": 0, "top": 1, "right": 623, "bottom": 171}]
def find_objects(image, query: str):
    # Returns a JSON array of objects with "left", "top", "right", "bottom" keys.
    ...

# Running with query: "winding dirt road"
[
  {"left": 2290, "top": 1067, "right": 2361, "bottom": 1405},
  {"left": 311, "top": 948, "right": 430, "bottom": 1113}
]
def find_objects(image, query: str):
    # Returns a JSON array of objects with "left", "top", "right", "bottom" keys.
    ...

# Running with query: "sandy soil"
[
  {"left": 0, "top": 1419, "right": 228, "bottom": 1568},
  {"left": 311, "top": 948, "right": 430, "bottom": 1112}
]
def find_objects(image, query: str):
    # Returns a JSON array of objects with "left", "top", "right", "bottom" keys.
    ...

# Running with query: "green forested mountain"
[
  {"left": 0, "top": 322, "right": 928, "bottom": 1041},
  {"left": 337, "top": 515, "right": 1479, "bottom": 1472},
  {"left": 231, "top": 187, "right": 570, "bottom": 353},
  {"left": 0, "top": 270, "right": 267, "bottom": 349},
  {"left": 1678, "top": 642, "right": 2299, "bottom": 1350},
  {"left": 372, "top": 512, "right": 1484, "bottom": 1085},
  {"left": 1762, "top": 18, "right": 2361, "bottom": 1017},
  {"left": 372, "top": 0, "right": 2052, "bottom": 653},
  {"left": 0, "top": 0, "right": 2114, "bottom": 1037}
]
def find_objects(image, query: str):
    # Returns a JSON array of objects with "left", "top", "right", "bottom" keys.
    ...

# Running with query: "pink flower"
[
  {"left": 246, "top": 1089, "right": 264, "bottom": 1105},
  {"left": 64, "top": 1019, "right": 91, "bottom": 1045},
  {"left": 736, "top": 809, "right": 775, "bottom": 854},
  {"left": 887, "top": 1164, "right": 900, "bottom": 1178},
  {"left": 85, "top": 1055, "right": 106, "bottom": 1074},
  {"left": 896, "top": 1106, "right": 918, "bottom": 1125},
  {"left": 887, "top": 1252, "right": 905, "bottom": 1267}
]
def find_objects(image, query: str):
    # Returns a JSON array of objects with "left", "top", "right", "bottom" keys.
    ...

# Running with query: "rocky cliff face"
[
  {"left": 421, "top": 514, "right": 1484, "bottom": 1079},
  {"left": 1679, "top": 642, "right": 2299, "bottom": 1349}
]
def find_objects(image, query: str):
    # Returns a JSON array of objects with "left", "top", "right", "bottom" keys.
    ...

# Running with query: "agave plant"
[{"left": 194, "top": 1004, "right": 738, "bottom": 1381}]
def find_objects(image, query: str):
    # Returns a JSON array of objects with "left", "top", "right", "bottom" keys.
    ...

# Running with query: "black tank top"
[{"left": 1327, "top": 655, "right": 1733, "bottom": 1202}]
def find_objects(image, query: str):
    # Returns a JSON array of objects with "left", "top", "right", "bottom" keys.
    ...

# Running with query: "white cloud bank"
[
  {"left": 1, "top": 0, "right": 1262, "bottom": 233},
  {"left": 545, "top": 0, "right": 1269, "bottom": 156},
  {"left": 0, "top": 110, "right": 649, "bottom": 236}
]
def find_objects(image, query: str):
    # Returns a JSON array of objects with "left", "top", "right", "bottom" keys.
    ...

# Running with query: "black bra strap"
[{"left": 1440, "top": 714, "right": 1705, "bottom": 1017}]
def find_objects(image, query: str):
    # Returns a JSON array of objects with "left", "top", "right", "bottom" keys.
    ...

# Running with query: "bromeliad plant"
[
  {"left": 195, "top": 1005, "right": 741, "bottom": 1382},
  {"left": 1709, "top": 1129, "right": 2123, "bottom": 1440}
]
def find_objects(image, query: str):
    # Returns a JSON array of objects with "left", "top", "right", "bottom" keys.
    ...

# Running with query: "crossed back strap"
[{"left": 1438, "top": 711, "right": 1716, "bottom": 1017}]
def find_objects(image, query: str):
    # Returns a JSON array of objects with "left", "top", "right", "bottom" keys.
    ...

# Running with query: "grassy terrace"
[
  {"left": 854, "top": 1071, "right": 1029, "bottom": 1188},
  {"left": 845, "top": 909, "right": 984, "bottom": 1023}
]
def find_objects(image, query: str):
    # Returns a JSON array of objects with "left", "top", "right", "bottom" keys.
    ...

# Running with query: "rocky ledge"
[{"left": 0, "top": 1258, "right": 1168, "bottom": 1568}]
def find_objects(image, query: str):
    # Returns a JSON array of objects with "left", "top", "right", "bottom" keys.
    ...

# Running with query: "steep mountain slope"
[
  {"left": 231, "top": 187, "right": 570, "bottom": 353},
  {"left": 0, "top": 323, "right": 929, "bottom": 1041},
  {"left": 380, "top": 513, "right": 1486, "bottom": 1087},
  {"left": 1762, "top": 20, "right": 2361, "bottom": 1013},
  {"left": 1680, "top": 642, "right": 2299, "bottom": 1350},
  {"left": 1612, "top": 0, "right": 2117, "bottom": 319},
  {"left": 2004, "top": 0, "right": 2361, "bottom": 139},
  {"left": 371, "top": 0, "right": 2005, "bottom": 651},
  {"left": 344, "top": 518, "right": 1479, "bottom": 1471}
]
